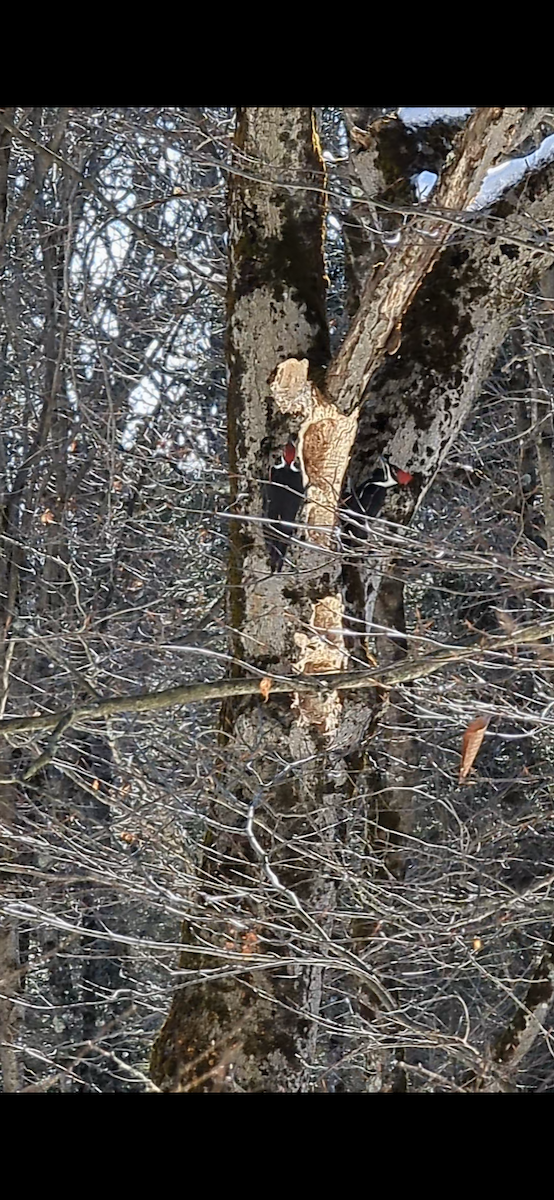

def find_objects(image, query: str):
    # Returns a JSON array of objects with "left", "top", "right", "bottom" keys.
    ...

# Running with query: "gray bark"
[
  {"left": 149, "top": 107, "right": 554, "bottom": 1091},
  {"left": 151, "top": 107, "right": 340, "bottom": 1092}
]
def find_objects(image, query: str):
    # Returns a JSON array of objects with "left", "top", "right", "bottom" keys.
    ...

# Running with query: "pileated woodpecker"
[
  {"left": 263, "top": 441, "right": 305, "bottom": 572},
  {"left": 342, "top": 456, "right": 413, "bottom": 545}
]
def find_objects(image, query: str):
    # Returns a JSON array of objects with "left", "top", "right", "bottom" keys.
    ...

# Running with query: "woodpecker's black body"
[
  {"left": 342, "top": 457, "right": 413, "bottom": 546},
  {"left": 263, "top": 442, "right": 305, "bottom": 572}
]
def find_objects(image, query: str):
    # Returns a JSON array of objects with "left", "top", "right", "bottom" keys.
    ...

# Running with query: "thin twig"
[{"left": 1, "top": 615, "right": 554, "bottom": 740}]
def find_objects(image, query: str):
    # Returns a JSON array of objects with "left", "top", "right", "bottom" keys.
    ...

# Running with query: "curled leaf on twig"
[
  {"left": 459, "top": 715, "right": 490, "bottom": 782},
  {"left": 259, "top": 677, "right": 273, "bottom": 702}
]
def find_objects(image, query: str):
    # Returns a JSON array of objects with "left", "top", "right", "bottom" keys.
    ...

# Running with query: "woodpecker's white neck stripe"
[{"left": 275, "top": 456, "right": 300, "bottom": 471}]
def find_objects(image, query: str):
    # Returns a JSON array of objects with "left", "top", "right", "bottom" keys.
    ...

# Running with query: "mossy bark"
[
  {"left": 151, "top": 107, "right": 342, "bottom": 1093},
  {"left": 151, "top": 110, "right": 554, "bottom": 1092}
]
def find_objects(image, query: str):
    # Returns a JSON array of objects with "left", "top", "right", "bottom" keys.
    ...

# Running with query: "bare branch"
[
  {"left": 2, "top": 615, "right": 554, "bottom": 741},
  {"left": 0, "top": 112, "right": 178, "bottom": 263}
]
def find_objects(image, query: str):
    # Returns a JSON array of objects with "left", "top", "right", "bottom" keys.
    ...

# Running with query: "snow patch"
[{"left": 399, "top": 107, "right": 474, "bottom": 127}]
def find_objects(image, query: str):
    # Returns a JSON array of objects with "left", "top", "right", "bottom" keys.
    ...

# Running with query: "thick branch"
[
  {"left": 327, "top": 107, "right": 531, "bottom": 413},
  {"left": 491, "top": 937, "right": 554, "bottom": 1076},
  {"left": 2, "top": 616, "right": 554, "bottom": 741},
  {"left": 0, "top": 107, "right": 14, "bottom": 245},
  {"left": 474, "top": 933, "right": 554, "bottom": 1090}
]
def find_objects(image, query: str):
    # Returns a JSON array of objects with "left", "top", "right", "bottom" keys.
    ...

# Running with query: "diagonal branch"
[
  {"left": 326, "top": 107, "right": 534, "bottom": 412},
  {"left": 1, "top": 615, "right": 554, "bottom": 741}
]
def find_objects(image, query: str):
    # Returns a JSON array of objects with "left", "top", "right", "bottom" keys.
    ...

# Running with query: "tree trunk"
[
  {"left": 149, "top": 107, "right": 554, "bottom": 1092},
  {"left": 152, "top": 107, "right": 347, "bottom": 1092}
]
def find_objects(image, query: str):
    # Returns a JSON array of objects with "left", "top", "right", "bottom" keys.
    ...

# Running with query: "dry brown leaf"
[
  {"left": 259, "top": 677, "right": 273, "bottom": 703},
  {"left": 121, "top": 831, "right": 139, "bottom": 846},
  {"left": 40, "top": 509, "right": 55, "bottom": 525},
  {"left": 241, "top": 930, "right": 259, "bottom": 956},
  {"left": 459, "top": 716, "right": 490, "bottom": 782}
]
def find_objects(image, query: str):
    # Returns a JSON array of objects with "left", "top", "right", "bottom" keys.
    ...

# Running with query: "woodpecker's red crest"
[{"left": 341, "top": 455, "right": 414, "bottom": 546}]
